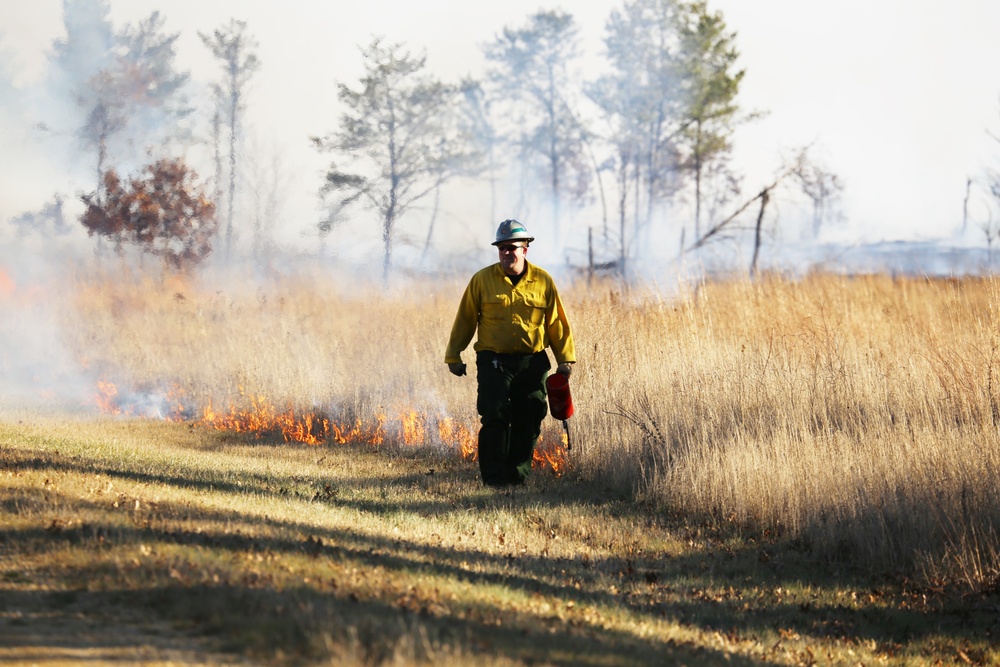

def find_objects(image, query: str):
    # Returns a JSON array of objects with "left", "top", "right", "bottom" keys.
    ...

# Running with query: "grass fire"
[
  {"left": 93, "top": 379, "right": 569, "bottom": 474},
  {"left": 2, "top": 267, "right": 999, "bottom": 665}
]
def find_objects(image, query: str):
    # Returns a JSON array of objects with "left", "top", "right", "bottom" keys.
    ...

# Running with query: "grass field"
[
  {"left": 1, "top": 266, "right": 999, "bottom": 665},
  {"left": 3, "top": 415, "right": 997, "bottom": 666}
]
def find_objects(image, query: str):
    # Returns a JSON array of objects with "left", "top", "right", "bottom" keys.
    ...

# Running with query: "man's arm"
[
  {"left": 545, "top": 281, "right": 576, "bottom": 365},
  {"left": 444, "top": 277, "right": 480, "bottom": 364}
]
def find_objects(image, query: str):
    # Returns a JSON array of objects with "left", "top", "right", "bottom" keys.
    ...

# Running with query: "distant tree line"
[
  {"left": 16, "top": 0, "right": 841, "bottom": 278},
  {"left": 315, "top": 0, "right": 758, "bottom": 281}
]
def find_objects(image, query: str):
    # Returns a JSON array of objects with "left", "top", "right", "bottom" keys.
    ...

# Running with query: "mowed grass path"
[{"left": 1, "top": 414, "right": 997, "bottom": 666}]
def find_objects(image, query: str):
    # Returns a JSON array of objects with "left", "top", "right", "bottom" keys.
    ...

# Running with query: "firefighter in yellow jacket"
[{"left": 445, "top": 219, "right": 576, "bottom": 487}]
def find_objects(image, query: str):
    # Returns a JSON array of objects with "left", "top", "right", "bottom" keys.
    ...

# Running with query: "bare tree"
[
  {"left": 51, "top": 4, "right": 190, "bottom": 201},
  {"left": 79, "top": 70, "right": 127, "bottom": 195},
  {"left": 598, "top": 0, "right": 685, "bottom": 241},
  {"left": 115, "top": 12, "right": 192, "bottom": 139},
  {"left": 688, "top": 147, "right": 840, "bottom": 277},
  {"left": 246, "top": 138, "right": 289, "bottom": 265},
  {"left": 587, "top": 74, "right": 642, "bottom": 275},
  {"left": 199, "top": 19, "right": 259, "bottom": 261},
  {"left": 794, "top": 158, "right": 843, "bottom": 238},
  {"left": 982, "top": 171, "right": 1000, "bottom": 270},
  {"left": 590, "top": 0, "right": 750, "bottom": 272},
  {"left": 484, "top": 10, "right": 589, "bottom": 246},
  {"left": 313, "top": 38, "right": 477, "bottom": 283},
  {"left": 50, "top": 0, "right": 115, "bottom": 191}
]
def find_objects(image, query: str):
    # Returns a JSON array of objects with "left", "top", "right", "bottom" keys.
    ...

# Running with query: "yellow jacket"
[{"left": 445, "top": 262, "right": 576, "bottom": 364}]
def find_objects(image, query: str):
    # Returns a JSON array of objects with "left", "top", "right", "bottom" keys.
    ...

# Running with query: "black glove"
[
  {"left": 556, "top": 362, "right": 573, "bottom": 378},
  {"left": 448, "top": 362, "right": 467, "bottom": 377}
]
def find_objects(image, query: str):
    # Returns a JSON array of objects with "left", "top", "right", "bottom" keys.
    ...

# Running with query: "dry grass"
[
  {"left": 568, "top": 273, "right": 1000, "bottom": 590},
  {"left": 58, "top": 266, "right": 1000, "bottom": 590},
  {"left": 1, "top": 263, "right": 999, "bottom": 664},
  {"left": 2, "top": 414, "right": 997, "bottom": 665}
]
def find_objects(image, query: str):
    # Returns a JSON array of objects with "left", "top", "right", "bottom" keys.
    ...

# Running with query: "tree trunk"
[
  {"left": 749, "top": 188, "right": 769, "bottom": 278},
  {"left": 212, "top": 109, "right": 223, "bottom": 223},
  {"left": 694, "top": 121, "right": 703, "bottom": 241},
  {"left": 226, "top": 84, "right": 238, "bottom": 261},
  {"left": 618, "top": 152, "right": 629, "bottom": 274},
  {"left": 420, "top": 183, "right": 442, "bottom": 267},
  {"left": 963, "top": 176, "right": 972, "bottom": 235},
  {"left": 382, "top": 211, "right": 394, "bottom": 285}
]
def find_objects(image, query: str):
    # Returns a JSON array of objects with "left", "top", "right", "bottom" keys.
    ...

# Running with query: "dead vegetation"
[
  {"left": 2, "top": 416, "right": 997, "bottom": 665},
  {"left": 0, "top": 266, "right": 998, "bottom": 664}
]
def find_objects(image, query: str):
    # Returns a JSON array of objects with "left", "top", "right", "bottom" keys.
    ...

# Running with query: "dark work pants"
[{"left": 476, "top": 350, "right": 551, "bottom": 486}]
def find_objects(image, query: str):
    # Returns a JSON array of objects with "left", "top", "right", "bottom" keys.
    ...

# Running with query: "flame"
[
  {"left": 95, "top": 380, "right": 121, "bottom": 414},
  {"left": 92, "top": 381, "right": 569, "bottom": 475},
  {"left": 330, "top": 413, "right": 386, "bottom": 446},
  {"left": 164, "top": 384, "right": 191, "bottom": 420},
  {"left": 200, "top": 389, "right": 334, "bottom": 445},
  {"left": 534, "top": 430, "right": 569, "bottom": 476},
  {"left": 285, "top": 412, "right": 331, "bottom": 445},
  {"left": 438, "top": 417, "right": 477, "bottom": 461},
  {"left": 400, "top": 410, "right": 425, "bottom": 445},
  {"left": 93, "top": 379, "right": 192, "bottom": 420}
]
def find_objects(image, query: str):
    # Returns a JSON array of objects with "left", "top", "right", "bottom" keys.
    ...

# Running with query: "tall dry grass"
[
  {"left": 571, "top": 272, "right": 1000, "bottom": 590},
  {"left": 60, "top": 264, "right": 1000, "bottom": 590}
]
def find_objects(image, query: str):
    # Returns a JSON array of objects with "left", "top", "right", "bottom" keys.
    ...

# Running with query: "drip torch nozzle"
[{"left": 546, "top": 372, "right": 575, "bottom": 451}]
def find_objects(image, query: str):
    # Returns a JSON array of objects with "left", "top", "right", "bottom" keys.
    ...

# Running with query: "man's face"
[{"left": 497, "top": 242, "right": 527, "bottom": 276}]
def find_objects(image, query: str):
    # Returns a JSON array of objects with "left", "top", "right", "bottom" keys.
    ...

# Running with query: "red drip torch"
[{"left": 545, "top": 372, "right": 574, "bottom": 450}]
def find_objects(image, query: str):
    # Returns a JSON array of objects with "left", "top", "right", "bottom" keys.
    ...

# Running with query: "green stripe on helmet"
[{"left": 493, "top": 219, "right": 535, "bottom": 245}]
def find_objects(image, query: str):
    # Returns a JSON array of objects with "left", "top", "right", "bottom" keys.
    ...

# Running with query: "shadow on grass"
[
  {"left": 2, "top": 439, "right": 998, "bottom": 664},
  {"left": 0, "top": 574, "right": 754, "bottom": 666},
  {"left": 0, "top": 438, "right": 583, "bottom": 517},
  {"left": 3, "top": 503, "right": 996, "bottom": 646}
]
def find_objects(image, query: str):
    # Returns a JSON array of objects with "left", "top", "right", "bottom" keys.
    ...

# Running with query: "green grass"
[{"left": 1, "top": 414, "right": 997, "bottom": 666}]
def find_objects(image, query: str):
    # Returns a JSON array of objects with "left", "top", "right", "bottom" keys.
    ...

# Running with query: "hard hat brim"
[{"left": 491, "top": 237, "right": 534, "bottom": 246}]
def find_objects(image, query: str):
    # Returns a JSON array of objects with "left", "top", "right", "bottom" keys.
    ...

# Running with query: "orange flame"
[
  {"left": 199, "top": 389, "right": 334, "bottom": 445},
  {"left": 95, "top": 380, "right": 121, "bottom": 414},
  {"left": 93, "top": 381, "right": 569, "bottom": 475},
  {"left": 534, "top": 430, "right": 569, "bottom": 476},
  {"left": 93, "top": 379, "right": 190, "bottom": 419},
  {"left": 330, "top": 413, "right": 386, "bottom": 446},
  {"left": 438, "top": 418, "right": 477, "bottom": 461},
  {"left": 400, "top": 410, "right": 425, "bottom": 446},
  {"left": 164, "top": 384, "right": 190, "bottom": 420}
]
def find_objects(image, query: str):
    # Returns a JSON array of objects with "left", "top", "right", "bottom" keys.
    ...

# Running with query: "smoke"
[
  {"left": 0, "top": 0, "right": 995, "bottom": 424},
  {"left": 10, "top": 196, "right": 73, "bottom": 238},
  {"left": 0, "top": 266, "right": 93, "bottom": 411},
  {"left": 1, "top": 2, "right": 998, "bottom": 291}
]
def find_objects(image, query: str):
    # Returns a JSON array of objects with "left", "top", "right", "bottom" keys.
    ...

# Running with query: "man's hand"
[
  {"left": 448, "top": 362, "right": 467, "bottom": 377},
  {"left": 556, "top": 362, "right": 573, "bottom": 378}
]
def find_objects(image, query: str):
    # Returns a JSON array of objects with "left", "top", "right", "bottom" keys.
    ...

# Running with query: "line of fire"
[{"left": 93, "top": 380, "right": 569, "bottom": 476}]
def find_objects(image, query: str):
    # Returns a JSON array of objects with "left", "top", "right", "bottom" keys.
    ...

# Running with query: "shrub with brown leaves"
[{"left": 81, "top": 158, "right": 217, "bottom": 271}]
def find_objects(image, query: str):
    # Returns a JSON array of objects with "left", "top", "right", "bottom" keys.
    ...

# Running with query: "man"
[{"left": 445, "top": 219, "right": 576, "bottom": 487}]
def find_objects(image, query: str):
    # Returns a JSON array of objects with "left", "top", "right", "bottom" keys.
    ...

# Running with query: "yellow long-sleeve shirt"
[{"left": 444, "top": 262, "right": 576, "bottom": 364}]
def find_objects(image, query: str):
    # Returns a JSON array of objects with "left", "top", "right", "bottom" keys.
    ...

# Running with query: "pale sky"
[{"left": 2, "top": 0, "right": 1000, "bottom": 253}]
